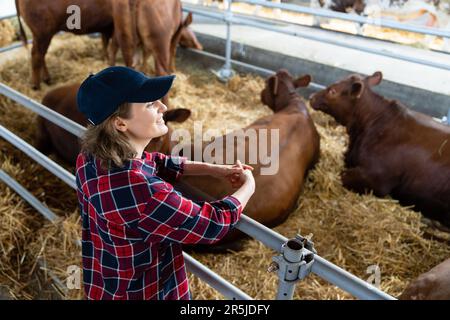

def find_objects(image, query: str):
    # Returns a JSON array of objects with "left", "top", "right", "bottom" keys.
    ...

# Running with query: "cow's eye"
[{"left": 328, "top": 88, "right": 337, "bottom": 96}]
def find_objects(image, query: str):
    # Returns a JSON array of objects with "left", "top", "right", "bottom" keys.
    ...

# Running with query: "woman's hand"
[
  {"left": 209, "top": 161, "right": 254, "bottom": 188},
  {"left": 230, "top": 160, "right": 256, "bottom": 209},
  {"left": 223, "top": 160, "right": 254, "bottom": 189}
]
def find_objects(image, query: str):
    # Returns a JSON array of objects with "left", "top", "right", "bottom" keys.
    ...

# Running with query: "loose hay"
[
  {"left": 0, "top": 158, "right": 43, "bottom": 300},
  {"left": 0, "top": 20, "right": 16, "bottom": 48},
  {"left": 28, "top": 212, "right": 83, "bottom": 300},
  {"left": 0, "top": 34, "right": 449, "bottom": 300}
]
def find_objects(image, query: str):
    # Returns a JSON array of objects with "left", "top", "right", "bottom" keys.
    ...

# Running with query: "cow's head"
[
  {"left": 260, "top": 69, "right": 311, "bottom": 112},
  {"left": 309, "top": 71, "right": 383, "bottom": 125},
  {"left": 179, "top": 12, "right": 203, "bottom": 50},
  {"left": 145, "top": 108, "right": 191, "bottom": 154}
]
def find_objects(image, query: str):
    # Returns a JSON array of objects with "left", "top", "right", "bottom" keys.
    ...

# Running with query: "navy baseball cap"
[{"left": 77, "top": 66, "right": 175, "bottom": 125}]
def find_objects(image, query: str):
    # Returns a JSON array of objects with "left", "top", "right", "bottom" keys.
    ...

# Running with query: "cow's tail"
[{"left": 15, "top": 0, "right": 28, "bottom": 49}]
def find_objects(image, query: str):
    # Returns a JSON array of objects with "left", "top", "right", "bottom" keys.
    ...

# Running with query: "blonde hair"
[{"left": 81, "top": 102, "right": 136, "bottom": 169}]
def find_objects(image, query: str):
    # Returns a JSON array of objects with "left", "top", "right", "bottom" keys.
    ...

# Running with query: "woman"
[{"left": 75, "top": 66, "right": 255, "bottom": 300}]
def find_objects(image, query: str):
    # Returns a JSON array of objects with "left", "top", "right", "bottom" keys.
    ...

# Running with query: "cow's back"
[
  {"left": 348, "top": 101, "right": 450, "bottom": 226},
  {"left": 18, "top": 0, "right": 113, "bottom": 35},
  {"left": 137, "top": 0, "right": 182, "bottom": 38}
]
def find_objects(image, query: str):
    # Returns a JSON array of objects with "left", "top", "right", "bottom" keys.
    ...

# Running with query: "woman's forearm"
[
  {"left": 231, "top": 180, "right": 255, "bottom": 209},
  {"left": 183, "top": 160, "right": 215, "bottom": 176},
  {"left": 183, "top": 159, "right": 256, "bottom": 209}
]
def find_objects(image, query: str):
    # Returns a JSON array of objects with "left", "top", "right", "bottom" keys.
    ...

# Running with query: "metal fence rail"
[
  {"left": 0, "top": 83, "right": 85, "bottom": 138},
  {"left": 234, "top": 0, "right": 450, "bottom": 38},
  {"left": 0, "top": 40, "right": 32, "bottom": 54},
  {"left": 182, "top": 3, "right": 450, "bottom": 71},
  {"left": 176, "top": 181, "right": 395, "bottom": 300},
  {"left": 0, "top": 13, "right": 16, "bottom": 21}
]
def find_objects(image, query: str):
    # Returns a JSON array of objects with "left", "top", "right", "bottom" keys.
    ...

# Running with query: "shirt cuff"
[{"left": 221, "top": 195, "right": 243, "bottom": 221}]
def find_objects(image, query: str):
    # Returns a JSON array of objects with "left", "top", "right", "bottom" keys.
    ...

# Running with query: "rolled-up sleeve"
[
  {"left": 151, "top": 152, "right": 186, "bottom": 182},
  {"left": 138, "top": 180, "right": 242, "bottom": 244}
]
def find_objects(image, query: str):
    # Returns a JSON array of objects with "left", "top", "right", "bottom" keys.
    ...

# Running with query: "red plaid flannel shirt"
[{"left": 75, "top": 151, "right": 242, "bottom": 300}]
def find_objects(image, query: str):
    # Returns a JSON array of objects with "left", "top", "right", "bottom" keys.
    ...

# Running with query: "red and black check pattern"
[{"left": 75, "top": 151, "right": 242, "bottom": 300}]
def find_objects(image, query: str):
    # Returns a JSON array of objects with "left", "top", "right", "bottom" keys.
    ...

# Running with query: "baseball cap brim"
[{"left": 127, "top": 75, "right": 176, "bottom": 103}]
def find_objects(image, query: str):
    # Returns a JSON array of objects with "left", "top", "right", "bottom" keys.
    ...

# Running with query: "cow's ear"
[
  {"left": 268, "top": 75, "right": 279, "bottom": 96},
  {"left": 164, "top": 108, "right": 191, "bottom": 123},
  {"left": 367, "top": 71, "right": 382, "bottom": 87},
  {"left": 266, "top": 75, "right": 278, "bottom": 96},
  {"left": 350, "top": 80, "right": 364, "bottom": 99},
  {"left": 183, "top": 12, "right": 193, "bottom": 27},
  {"left": 293, "top": 74, "right": 311, "bottom": 88}
]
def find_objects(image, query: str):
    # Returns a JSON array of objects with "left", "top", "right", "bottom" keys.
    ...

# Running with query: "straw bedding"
[
  {"left": 0, "top": 33, "right": 448, "bottom": 300},
  {"left": 0, "top": 20, "right": 16, "bottom": 48}
]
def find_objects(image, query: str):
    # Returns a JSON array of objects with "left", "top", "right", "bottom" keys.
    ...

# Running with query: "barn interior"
[{"left": 0, "top": 27, "right": 449, "bottom": 299}]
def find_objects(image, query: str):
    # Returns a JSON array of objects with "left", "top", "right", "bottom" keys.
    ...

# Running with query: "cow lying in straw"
[{"left": 310, "top": 71, "right": 450, "bottom": 229}]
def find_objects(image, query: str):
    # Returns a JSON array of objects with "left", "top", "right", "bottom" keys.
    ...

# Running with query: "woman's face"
[{"left": 122, "top": 100, "right": 168, "bottom": 142}]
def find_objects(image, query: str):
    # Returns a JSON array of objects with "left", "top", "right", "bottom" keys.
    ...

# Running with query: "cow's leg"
[
  {"left": 153, "top": 48, "right": 170, "bottom": 76},
  {"left": 108, "top": 36, "right": 119, "bottom": 66},
  {"left": 169, "top": 47, "right": 176, "bottom": 73},
  {"left": 30, "top": 45, "right": 41, "bottom": 90},
  {"left": 341, "top": 167, "right": 392, "bottom": 197},
  {"left": 101, "top": 33, "right": 110, "bottom": 61},
  {"left": 120, "top": 40, "right": 134, "bottom": 68},
  {"left": 31, "top": 35, "right": 52, "bottom": 90},
  {"left": 152, "top": 44, "right": 171, "bottom": 105},
  {"left": 140, "top": 47, "right": 151, "bottom": 74},
  {"left": 39, "top": 36, "right": 53, "bottom": 86},
  {"left": 42, "top": 61, "right": 51, "bottom": 85}
]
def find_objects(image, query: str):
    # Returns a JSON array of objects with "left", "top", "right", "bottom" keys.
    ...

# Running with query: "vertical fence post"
[
  {"left": 215, "top": 0, "right": 235, "bottom": 82},
  {"left": 268, "top": 235, "right": 316, "bottom": 300},
  {"left": 273, "top": 0, "right": 281, "bottom": 18}
]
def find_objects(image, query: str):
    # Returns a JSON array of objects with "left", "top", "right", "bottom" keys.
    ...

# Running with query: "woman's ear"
[{"left": 113, "top": 117, "right": 128, "bottom": 132}]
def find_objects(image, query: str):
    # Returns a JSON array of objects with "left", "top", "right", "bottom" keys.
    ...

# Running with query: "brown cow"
[
  {"left": 108, "top": 11, "right": 202, "bottom": 75},
  {"left": 176, "top": 69, "right": 320, "bottom": 248},
  {"left": 108, "top": 0, "right": 203, "bottom": 105},
  {"left": 178, "top": 24, "right": 203, "bottom": 52},
  {"left": 16, "top": 0, "right": 137, "bottom": 90},
  {"left": 310, "top": 71, "right": 450, "bottom": 228},
  {"left": 36, "top": 83, "right": 191, "bottom": 165},
  {"left": 125, "top": 0, "right": 200, "bottom": 76},
  {"left": 400, "top": 258, "right": 450, "bottom": 300}
]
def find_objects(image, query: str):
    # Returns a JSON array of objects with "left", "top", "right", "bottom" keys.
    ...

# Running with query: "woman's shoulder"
[{"left": 75, "top": 152, "right": 93, "bottom": 172}]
